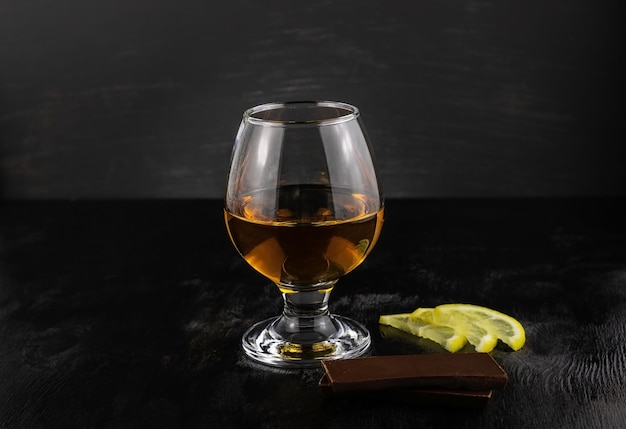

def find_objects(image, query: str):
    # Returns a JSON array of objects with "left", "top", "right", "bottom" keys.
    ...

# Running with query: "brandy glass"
[{"left": 224, "top": 101, "right": 384, "bottom": 367}]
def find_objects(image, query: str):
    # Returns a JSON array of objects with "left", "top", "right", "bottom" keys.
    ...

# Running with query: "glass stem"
[{"left": 272, "top": 283, "right": 339, "bottom": 342}]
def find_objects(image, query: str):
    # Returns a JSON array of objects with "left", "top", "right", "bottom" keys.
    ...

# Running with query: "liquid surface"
[{"left": 225, "top": 185, "right": 384, "bottom": 289}]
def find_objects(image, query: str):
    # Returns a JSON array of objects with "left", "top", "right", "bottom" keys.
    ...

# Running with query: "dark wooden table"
[{"left": 1, "top": 198, "right": 625, "bottom": 428}]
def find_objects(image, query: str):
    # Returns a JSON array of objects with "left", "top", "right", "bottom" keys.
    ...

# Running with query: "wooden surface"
[
  {"left": 1, "top": 198, "right": 625, "bottom": 428},
  {"left": 1, "top": 1, "right": 624, "bottom": 199}
]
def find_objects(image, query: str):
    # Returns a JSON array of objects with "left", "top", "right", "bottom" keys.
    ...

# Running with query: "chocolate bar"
[
  {"left": 319, "top": 373, "right": 493, "bottom": 407},
  {"left": 320, "top": 353, "right": 508, "bottom": 394}
]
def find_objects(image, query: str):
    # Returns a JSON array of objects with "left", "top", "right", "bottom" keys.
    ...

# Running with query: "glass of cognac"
[{"left": 224, "top": 101, "right": 384, "bottom": 368}]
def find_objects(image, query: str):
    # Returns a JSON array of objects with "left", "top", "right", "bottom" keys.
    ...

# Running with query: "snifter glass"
[{"left": 224, "top": 101, "right": 384, "bottom": 367}]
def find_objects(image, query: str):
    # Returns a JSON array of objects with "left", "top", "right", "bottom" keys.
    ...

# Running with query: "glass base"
[{"left": 241, "top": 314, "right": 371, "bottom": 368}]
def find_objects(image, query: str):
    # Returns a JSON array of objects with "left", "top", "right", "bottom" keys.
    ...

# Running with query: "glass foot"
[{"left": 241, "top": 314, "right": 371, "bottom": 368}]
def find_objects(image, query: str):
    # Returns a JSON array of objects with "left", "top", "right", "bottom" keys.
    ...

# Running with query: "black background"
[{"left": 1, "top": 0, "right": 624, "bottom": 199}]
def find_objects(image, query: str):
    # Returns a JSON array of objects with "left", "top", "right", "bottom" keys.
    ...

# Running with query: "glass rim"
[{"left": 243, "top": 100, "right": 360, "bottom": 127}]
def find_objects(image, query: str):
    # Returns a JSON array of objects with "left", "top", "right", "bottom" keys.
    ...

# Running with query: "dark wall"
[{"left": 1, "top": 0, "right": 623, "bottom": 199}]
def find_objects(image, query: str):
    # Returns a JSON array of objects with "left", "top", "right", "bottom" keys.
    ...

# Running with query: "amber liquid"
[{"left": 225, "top": 185, "right": 384, "bottom": 290}]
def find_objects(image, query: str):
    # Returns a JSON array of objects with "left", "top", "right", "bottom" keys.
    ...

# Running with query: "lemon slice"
[
  {"left": 379, "top": 313, "right": 425, "bottom": 336},
  {"left": 379, "top": 313, "right": 467, "bottom": 352},
  {"left": 433, "top": 304, "right": 526, "bottom": 351},
  {"left": 381, "top": 304, "right": 526, "bottom": 353},
  {"left": 411, "top": 307, "right": 435, "bottom": 323},
  {"left": 418, "top": 324, "right": 468, "bottom": 353},
  {"left": 423, "top": 307, "right": 498, "bottom": 352}
]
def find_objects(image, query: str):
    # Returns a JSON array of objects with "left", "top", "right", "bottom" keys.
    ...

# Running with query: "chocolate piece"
[
  {"left": 319, "top": 373, "right": 493, "bottom": 407},
  {"left": 320, "top": 353, "right": 508, "bottom": 393},
  {"left": 394, "top": 387, "right": 493, "bottom": 408}
]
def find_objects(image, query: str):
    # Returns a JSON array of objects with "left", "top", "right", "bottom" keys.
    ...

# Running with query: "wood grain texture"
[
  {"left": 1, "top": 0, "right": 624, "bottom": 199},
  {"left": 0, "top": 198, "right": 625, "bottom": 428}
]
